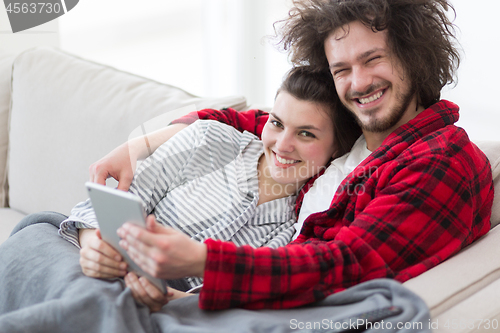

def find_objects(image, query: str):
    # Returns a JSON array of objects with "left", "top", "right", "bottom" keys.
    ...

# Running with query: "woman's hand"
[
  {"left": 124, "top": 272, "right": 192, "bottom": 312},
  {"left": 79, "top": 228, "right": 128, "bottom": 279},
  {"left": 118, "top": 215, "right": 207, "bottom": 280}
]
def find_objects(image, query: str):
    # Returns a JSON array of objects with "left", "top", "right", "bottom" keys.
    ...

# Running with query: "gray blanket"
[{"left": 0, "top": 217, "right": 431, "bottom": 333}]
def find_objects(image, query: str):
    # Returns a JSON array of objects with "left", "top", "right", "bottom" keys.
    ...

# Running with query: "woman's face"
[{"left": 261, "top": 91, "right": 337, "bottom": 188}]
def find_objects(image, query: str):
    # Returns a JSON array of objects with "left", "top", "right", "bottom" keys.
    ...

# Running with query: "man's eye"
[
  {"left": 367, "top": 56, "right": 381, "bottom": 63},
  {"left": 333, "top": 69, "right": 345, "bottom": 76},
  {"left": 271, "top": 120, "right": 283, "bottom": 128},
  {"left": 299, "top": 131, "right": 316, "bottom": 138}
]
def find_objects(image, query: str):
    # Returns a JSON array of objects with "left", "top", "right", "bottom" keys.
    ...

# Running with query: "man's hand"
[
  {"left": 79, "top": 228, "right": 128, "bottom": 278},
  {"left": 117, "top": 215, "right": 207, "bottom": 280},
  {"left": 89, "top": 123, "right": 189, "bottom": 192},
  {"left": 89, "top": 142, "right": 136, "bottom": 192}
]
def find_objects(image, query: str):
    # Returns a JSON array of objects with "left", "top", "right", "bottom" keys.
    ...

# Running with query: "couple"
[
  {"left": 31, "top": 0, "right": 497, "bottom": 313},
  {"left": 84, "top": 0, "right": 494, "bottom": 312},
  {"left": 59, "top": 66, "right": 357, "bottom": 309}
]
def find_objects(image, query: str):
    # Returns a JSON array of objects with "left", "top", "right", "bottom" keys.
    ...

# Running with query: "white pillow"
[{"left": 8, "top": 47, "right": 246, "bottom": 216}]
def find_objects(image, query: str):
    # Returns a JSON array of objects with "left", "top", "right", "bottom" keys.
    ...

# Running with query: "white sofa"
[
  {"left": 0, "top": 46, "right": 247, "bottom": 240},
  {"left": 1, "top": 47, "right": 499, "bottom": 332}
]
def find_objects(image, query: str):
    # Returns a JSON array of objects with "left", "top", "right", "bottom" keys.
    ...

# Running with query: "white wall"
[
  {"left": 0, "top": 4, "right": 59, "bottom": 54},
  {"left": 58, "top": 1, "right": 206, "bottom": 97},
  {"left": 441, "top": 0, "right": 500, "bottom": 141},
  {"left": 200, "top": 0, "right": 291, "bottom": 107},
  {"left": 0, "top": 0, "right": 498, "bottom": 141},
  {"left": 58, "top": 0, "right": 291, "bottom": 107}
]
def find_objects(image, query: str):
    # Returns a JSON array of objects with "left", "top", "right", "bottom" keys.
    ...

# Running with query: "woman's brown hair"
[{"left": 278, "top": 66, "right": 362, "bottom": 158}]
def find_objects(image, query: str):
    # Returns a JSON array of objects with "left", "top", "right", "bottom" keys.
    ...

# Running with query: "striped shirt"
[{"left": 59, "top": 120, "right": 297, "bottom": 289}]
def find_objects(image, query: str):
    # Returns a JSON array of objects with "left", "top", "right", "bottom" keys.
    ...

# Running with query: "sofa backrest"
[
  {"left": 2, "top": 47, "right": 500, "bottom": 227},
  {"left": 0, "top": 51, "right": 16, "bottom": 208},
  {"left": 5, "top": 47, "right": 247, "bottom": 216},
  {"left": 475, "top": 141, "right": 500, "bottom": 228}
]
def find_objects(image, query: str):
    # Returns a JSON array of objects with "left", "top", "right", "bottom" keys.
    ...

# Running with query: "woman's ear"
[{"left": 331, "top": 143, "right": 339, "bottom": 159}]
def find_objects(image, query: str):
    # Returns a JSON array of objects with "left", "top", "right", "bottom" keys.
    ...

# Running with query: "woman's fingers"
[
  {"left": 125, "top": 273, "right": 149, "bottom": 304},
  {"left": 79, "top": 251, "right": 127, "bottom": 278},
  {"left": 79, "top": 228, "right": 128, "bottom": 278},
  {"left": 89, "top": 236, "right": 122, "bottom": 261},
  {"left": 125, "top": 273, "right": 168, "bottom": 312},
  {"left": 79, "top": 236, "right": 127, "bottom": 278},
  {"left": 79, "top": 252, "right": 127, "bottom": 278},
  {"left": 81, "top": 245, "right": 124, "bottom": 268},
  {"left": 140, "top": 277, "right": 166, "bottom": 302}
]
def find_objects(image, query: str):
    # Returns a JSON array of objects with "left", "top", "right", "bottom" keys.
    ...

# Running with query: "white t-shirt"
[{"left": 293, "top": 135, "right": 371, "bottom": 240}]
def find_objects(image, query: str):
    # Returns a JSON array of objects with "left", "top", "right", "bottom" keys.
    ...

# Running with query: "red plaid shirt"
[{"left": 172, "top": 100, "right": 493, "bottom": 310}]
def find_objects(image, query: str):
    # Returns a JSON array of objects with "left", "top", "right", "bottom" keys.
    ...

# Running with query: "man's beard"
[{"left": 347, "top": 83, "right": 416, "bottom": 133}]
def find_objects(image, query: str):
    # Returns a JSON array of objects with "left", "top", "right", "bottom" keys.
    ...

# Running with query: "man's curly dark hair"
[{"left": 276, "top": 0, "right": 461, "bottom": 108}]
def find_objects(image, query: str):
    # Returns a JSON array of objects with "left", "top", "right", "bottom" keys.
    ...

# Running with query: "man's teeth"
[
  {"left": 276, "top": 155, "right": 298, "bottom": 164},
  {"left": 359, "top": 91, "right": 383, "bottom": 104}
]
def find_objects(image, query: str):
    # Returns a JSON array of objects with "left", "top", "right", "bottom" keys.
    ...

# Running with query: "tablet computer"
[{"left": 85, "top": 182, "right": 167, "bottom": 293}]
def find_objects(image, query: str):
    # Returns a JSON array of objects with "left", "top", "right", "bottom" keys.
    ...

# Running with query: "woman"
[{"left": 59, "top": 66, "right": 358, "bottom": 311}]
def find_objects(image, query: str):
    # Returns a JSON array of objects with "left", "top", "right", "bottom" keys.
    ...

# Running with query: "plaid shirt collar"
[{"left": 296, "top": 100, "right": 459, "bottom": 214}]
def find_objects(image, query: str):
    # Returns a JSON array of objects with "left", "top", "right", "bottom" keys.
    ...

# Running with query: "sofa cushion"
[
  {"left": 475, "top": 141, "right": 500, "bottom": 228},
  {"left": 404, "top": 223, "right": 500, "bottom": 318},
  {"left": 7, "top": 47, "right": 246, "bottom": 216},
  {"left": 432, "top": 277, "right": 500, "bottom": 332},
  {"left": 0, "top": 51, "right": 16, "bottom": 208}
]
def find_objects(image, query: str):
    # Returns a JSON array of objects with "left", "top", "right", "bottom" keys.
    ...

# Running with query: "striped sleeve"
[
  {"left": 59, "top": 120, "right": 245, "bottom": 247},
  {"left": 58, "top": 199, "right": 100, "bottom": 248},
  {"left": 130, "top": 120, "right": 244, "bottom": 215}
]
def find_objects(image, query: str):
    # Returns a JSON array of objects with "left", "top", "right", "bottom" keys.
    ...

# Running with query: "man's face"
[{"left": 324, "top": 20, "right": 416, "bottom": 137}]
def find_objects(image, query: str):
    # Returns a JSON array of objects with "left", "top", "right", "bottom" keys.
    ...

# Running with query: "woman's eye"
[
  {"left": 367, "top": 56, "right": 381, "bottom": 63},
  {"left": 271, "top": 120, "right": 283, "bottom": 128},
  {"left": 299, "top": 131, "right": 316, "bottom": 138}
]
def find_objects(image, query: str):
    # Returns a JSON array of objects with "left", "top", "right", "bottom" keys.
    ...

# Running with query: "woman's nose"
[{"left": 274, "top": 132, "right": 294, "bottom": 153}]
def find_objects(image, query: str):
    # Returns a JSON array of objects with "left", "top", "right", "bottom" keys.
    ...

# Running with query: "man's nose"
[{"left": 351, "top": 66, "right": 372, "bottom": 94}]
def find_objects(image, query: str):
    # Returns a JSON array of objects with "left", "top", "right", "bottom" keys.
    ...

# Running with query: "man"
[{"left": 91, "top": 0, "right": 494, "bottom": 311}]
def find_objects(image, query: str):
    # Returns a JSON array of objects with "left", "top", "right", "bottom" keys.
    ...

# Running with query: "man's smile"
[{"left": 357, "top": 90, "right": 384, "bottom": 105}]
